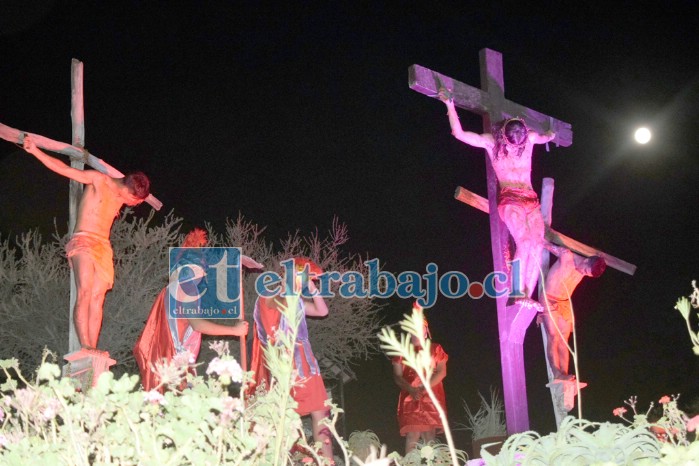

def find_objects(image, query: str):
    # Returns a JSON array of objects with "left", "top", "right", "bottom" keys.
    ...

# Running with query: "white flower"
[
  {"left": 219, "top": 396, "right": 244, "bottom": 424},
  {"left": 13, "top": 389, "right": 36, "bottom": 412},
  {"left": 143, "top": 389, "right": 167, "bottom": 405},
  {"left": 153, "top": 359, "right": 187, "bottom": 388},
  {"left": 420, "top": 445, "right": 435, "bottom": 461},
  {"left": 209, "top": 340, "right": 230, "bottom": 357},
  {"left": 206, "top": 357, "right": 243, "bottom": 383},
  {"left": 223, "top": 396, "right": 244, "bottom": 413},
  {"left": 40, "top": 398, "right": 62, "bottom": 421},
  {"left": 0, "top": 434, "right": 8, "bottom": 448},
  {"left": 173, "top": 350, "right": 196, "bottom": 367}
]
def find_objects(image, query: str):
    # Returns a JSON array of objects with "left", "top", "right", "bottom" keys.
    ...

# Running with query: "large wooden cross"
[
  {"left": 409, "top": 48, "right": 574, "bottom": 433},
  {"left": 457, "top": 179, "right": 635, "bottom": 426},
  {"left": 0, "top": 59, "right": 163, "bottom": 354}
]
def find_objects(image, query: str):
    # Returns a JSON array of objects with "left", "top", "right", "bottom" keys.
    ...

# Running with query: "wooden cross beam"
[
  {"left": 0, "top": 121, "right": 162, "bottom": 211},
  {"left": 410, "top": 64, "right": 573, "bottom": 147},
  {"left": 454, "top": 185, "right": 637, "bottom": 275},
  {"left": 410, "top": 49, "right": 571, "bottom": 433},
  {"left": 0, "top": 126, "right": 163, "bottom": 211}
]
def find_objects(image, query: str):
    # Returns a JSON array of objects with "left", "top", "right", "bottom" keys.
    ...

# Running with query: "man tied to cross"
[
  {"left": 539, "top": 243, "right": 606, "bottom": 382},
  {"left": 438, "top": 88, "right": 555, "bottom": 309},
  {"left": 22, "top": 135, "right": 150, "bottom": 350}
]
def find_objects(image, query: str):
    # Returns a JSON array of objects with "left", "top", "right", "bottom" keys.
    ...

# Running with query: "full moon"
[{"left": 634, "top": 127, "right": 652, "bottom": 144}]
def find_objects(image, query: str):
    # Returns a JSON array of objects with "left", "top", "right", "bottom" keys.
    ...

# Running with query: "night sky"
[{"left": 1, "top": 2, "right": 698, "bottom": 452}]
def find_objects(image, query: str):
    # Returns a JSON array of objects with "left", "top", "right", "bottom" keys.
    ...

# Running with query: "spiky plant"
[
  {"left": 347, "top": 430, "right": 382, "bottom": 463},
  {"left": 459, "top": 387, "right": 506, "bottom": 441},
  {"left": 401, "top": 440, "right": 468, "bottom": 466},
  {"left": 481, "top": 416, "right": 661, "bottom": 465}
]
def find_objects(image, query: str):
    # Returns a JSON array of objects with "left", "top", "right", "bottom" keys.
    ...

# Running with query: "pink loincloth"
[
  {"left": 65, "top": 231, "right": 114, "bottom": 289},
  {"left": 497, "top": 186, "right": 540, "bottom": 214}
]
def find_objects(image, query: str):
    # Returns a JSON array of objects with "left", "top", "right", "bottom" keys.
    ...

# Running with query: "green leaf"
[
  {"left": 1, "top": 378, "right": 18, "bottom": 391},
  {"left": 36, "top": 363, "right": 61, "bottom": 381},
  {"left": 676, "top": 297, "right": 691, "bottom": 320},
  {"left": 95, "top": 370, "right": 115, "bottom": 393},
  {"left": 0, "top": 358, "right": 19, "bottom": 370}
]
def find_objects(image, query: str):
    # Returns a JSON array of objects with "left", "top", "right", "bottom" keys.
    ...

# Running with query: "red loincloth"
[
  {"left": 393, "top": 344, "right": 448, "bottom": 436},
  {"left": 543, "top": 294, "right": 573, "bottom": 323},
  {"left": 65, "top": 231, "right": 115, "bottom": 288},
  {"left": 497, "top": 186, "right": 540, "bottom": 214}
]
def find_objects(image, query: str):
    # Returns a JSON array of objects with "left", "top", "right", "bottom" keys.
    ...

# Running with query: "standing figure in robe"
[
  {"left": 392, "top": 303, "right": 448, "bottom": 454},
  {"left": 249, "top": 257, "right": 333, "bottom": 461},
  {"left": 133, "top": 228, "right": 250, "bottom": 392}
]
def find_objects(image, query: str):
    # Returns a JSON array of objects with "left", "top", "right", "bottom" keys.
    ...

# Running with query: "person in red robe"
[
  {"left": 133, "top": 229, "right": 249, "bottom": 392},
  {"left": 248, "top": 257, "right": 333, "bottom": 461},
  {"left": 392, "top": 303, "right": 448, "bottom": 454}
]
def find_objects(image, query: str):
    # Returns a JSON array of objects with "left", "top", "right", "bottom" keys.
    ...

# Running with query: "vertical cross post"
[
  {"left": 68, "top": 59, "right": 85, "bottom": 353},
  {"left": 538, "top": 178, "right": 569, "bottom": 427},
  {"left": 480, "top": 49, "right": 529, "bottom": 433}
]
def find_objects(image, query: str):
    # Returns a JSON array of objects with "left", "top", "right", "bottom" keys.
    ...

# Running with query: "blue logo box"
[{"left": 167, "top": 247, "right": 242, "bottom": 319}]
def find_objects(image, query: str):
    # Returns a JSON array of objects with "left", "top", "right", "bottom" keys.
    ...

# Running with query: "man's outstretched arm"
[
  {"left": 544, "top": 242, "right": 578, "bottom": 259},
  {"left": 438, "top": 88, "right": 492, "bottom": 150},
  {"left": 23, "top": 135, "right": 97, "bottom": 185},
  {"left": 188, "top": 318, "right": 249, "bottom": 337},
  {"left": 528, "top": 129, "right": 556, "bottom": 145},
  {"left": 544, "top": 242, "right": 567, "bottom": 257}
]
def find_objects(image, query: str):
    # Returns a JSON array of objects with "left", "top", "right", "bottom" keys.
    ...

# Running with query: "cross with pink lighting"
[{"left": 409, "top": 48, "right": 625, "bottom": 434}]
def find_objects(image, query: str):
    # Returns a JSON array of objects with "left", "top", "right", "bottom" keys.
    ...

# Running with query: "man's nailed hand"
[
  {"left": 437, "top": 87, "right": 453, "bottom": 103},
  {"left": 22, "top": 134, "right": 36, "bottom": 153}
]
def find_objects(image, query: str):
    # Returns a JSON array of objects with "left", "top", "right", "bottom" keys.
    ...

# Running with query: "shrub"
[{"left": 0, "top": 213, "right": 383, "bottom": 383}]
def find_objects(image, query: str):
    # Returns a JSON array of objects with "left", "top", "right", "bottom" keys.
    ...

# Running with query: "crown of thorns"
[{"left": 497, "top": 117, "right": 529, "bottom": 146}]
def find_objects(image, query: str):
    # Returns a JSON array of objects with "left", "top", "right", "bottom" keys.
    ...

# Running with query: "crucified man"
[
  {"left": 540, "top": 243, "right": 606, "bottom": 381},
  {"left": 22, "top": 135, "right": 150, "bottom": 350},
  {"left": 438, "top": 89, "right": 555, "bottom": 305}
]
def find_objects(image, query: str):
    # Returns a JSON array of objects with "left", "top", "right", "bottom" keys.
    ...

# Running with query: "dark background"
[{"left": 1, "top": 1, "right": 698, "bottom": 453}]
